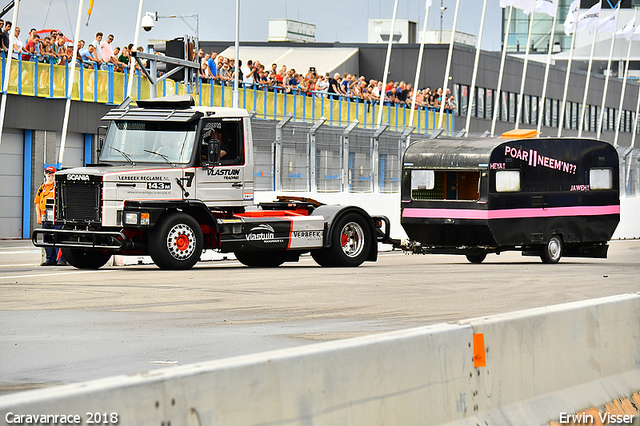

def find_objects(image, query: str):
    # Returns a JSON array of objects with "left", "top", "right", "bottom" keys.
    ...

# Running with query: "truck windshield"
[{"left": 100, "top": 121, "right": 197, "bottom": 165}]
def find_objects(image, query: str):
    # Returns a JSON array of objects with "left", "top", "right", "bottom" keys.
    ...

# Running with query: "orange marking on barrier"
[
  {"left": 473, "top": 333, "right": 486, "bottom": 368},
  {"left": 605, "top": 400, "right": 625, "bottom": 416},
  {"left": 632, "top": 392, "right": 640, "bottom": 410},
  {"left": 620, "top": 398, "right": 637, "bottom": 415}
]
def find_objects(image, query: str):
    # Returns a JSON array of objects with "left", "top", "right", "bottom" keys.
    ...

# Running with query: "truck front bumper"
[{"left": 32, "top": 228, "right": 127, "bottom": 251}]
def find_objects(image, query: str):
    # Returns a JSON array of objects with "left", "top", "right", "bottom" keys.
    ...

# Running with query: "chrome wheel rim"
[
  {"left": 166, "top": 223, "right": 197, "bottom": 260},
  {"left": 548, "top": 237, "right": 561, "bottom": 262},
  {"left": 340, "top": 222, "right": 365, "bottom": 258}
]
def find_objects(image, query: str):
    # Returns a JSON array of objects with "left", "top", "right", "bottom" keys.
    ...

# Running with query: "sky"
[{"left": 8, "top": 0, "right": 504, "bottom": 52}]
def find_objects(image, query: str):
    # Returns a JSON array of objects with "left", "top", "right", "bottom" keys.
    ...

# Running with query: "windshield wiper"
[
  {"left": 144, "top": 149, "right": 176, "bottom": 167},
  {"left": 107, "top": 146, "right": 135, "bottom": 166}
]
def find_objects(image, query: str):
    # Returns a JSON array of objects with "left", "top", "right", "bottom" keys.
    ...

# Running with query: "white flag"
[
  {"left": 564, "top": 0, "right": 580, "bottom": 35},
  {"left": 616, "top": 15, "right": 635, "bottom": 41},
  {"left": 598, "top": 7, "right": 619, "bottom": 34},
  {"left": 425, "top": 0, "right": 432, "bottom": 7},
  {"left": 576, "top": 1, "right": 601, "bottom": 34},
  {"left": 500, "top": 0, "right": 535, "bottom": 15},
  {"left": 632, "top": 26, "right": 640, "bottom": 41},
  {"left": 535, "top": 0, "right": 558, "bottom": 18}
]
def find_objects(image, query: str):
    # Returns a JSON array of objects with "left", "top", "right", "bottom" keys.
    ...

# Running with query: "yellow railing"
[{"left": 1, "top": 56, "right": 454, "bottom": 134}]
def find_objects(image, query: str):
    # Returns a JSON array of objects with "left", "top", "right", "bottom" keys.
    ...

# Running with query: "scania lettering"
[{"left": 32, "top": 95, "right": 390, "bottom": 270}]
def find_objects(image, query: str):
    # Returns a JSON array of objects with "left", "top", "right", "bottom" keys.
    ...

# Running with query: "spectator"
[
  {"left": 22, "top": 33, "right": 41, "bottom": 61},
  {"left": 1, "top": 21, "right": 11, "bottom": 52},
  {"left": 101, "top": 34, "right": 114, "bottom": 65},
  {"left": 11, "top": 26, "right": 23, "bottom": 60},
  {"left": 199, "top": 52, "right": 210, "bottom": 79},
  {"left": 316, "top": 74, "right": 329, "bottom": 97},
  {"left": 90, "top": 32, "right": 103, "bottom": 62},
  {"left": 118, "top": 46, "right": 130, "bottom": 67},
  {"left": 444, "top": 95, "right": 456, "bottom": 113},
  {"left": 110, "top": 46, "right": 126, "bottom": 72},
  {"left": 207, "top": 51, "right": 217, "bottom": 80},
  {"left": 327, "top": 72, "right": 340, "bottom": 99},
  {"left": 79, "top": 44, "right": 102, "bottom": 69}
]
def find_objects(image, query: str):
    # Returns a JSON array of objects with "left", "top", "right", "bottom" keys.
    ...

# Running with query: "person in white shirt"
[
  {"left": 90, "top": 32, "right": 103, "bottom": 61},
  {"left": 11, "top": 26, "right": 23, "bottom": 60}
]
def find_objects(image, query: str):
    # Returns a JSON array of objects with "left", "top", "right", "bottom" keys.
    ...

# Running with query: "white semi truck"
[{"left": 32, "top": 96, "right": 391, "bottom": 270}]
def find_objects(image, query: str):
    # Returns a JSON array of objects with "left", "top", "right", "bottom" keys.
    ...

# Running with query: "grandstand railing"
[{"left": 0, "top": 54, "right": 454, "bottom": 134}]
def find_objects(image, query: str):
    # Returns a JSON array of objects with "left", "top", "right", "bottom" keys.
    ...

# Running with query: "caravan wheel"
[{"left": 540, "top": 235, "right": 563, "bottom": 264}]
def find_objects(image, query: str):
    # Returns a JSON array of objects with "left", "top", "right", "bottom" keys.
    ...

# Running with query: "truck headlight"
[
  {"left": 124, "top": 212, "right": 139, "bottom": 225},
  {"left": 45, "top": 207, "right": 55, "bottom": 223},
  {"left": 140, "top": 213, "right": 150, "bottom": 226}
]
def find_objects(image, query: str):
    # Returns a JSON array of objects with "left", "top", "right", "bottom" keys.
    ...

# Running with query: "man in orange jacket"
[{"left": 34, "top": 166, "right": 67, "bottom": 266}]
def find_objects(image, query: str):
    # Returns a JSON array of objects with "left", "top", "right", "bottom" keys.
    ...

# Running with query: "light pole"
[{"left": 439, "top": 1, "right": 447, "bottom": 44}]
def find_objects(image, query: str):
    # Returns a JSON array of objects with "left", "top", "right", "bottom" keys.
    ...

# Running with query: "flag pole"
[
  {"left": 631, "top": 76, "right": 640, "bottom": 149},
  {"left": 578, "top": 27, "right": 599, "bottom": 138},
  {"left": 437, "top": 0, "right": 461, "bottom": 130},
  {"left": 537, "top": 8, "right": 558, "bottom": 135},
  {"left": 409, "top": 0, "right": 432, "bottom": 128},
  {"left": 464, "top": 0, "right": 489, "bottom": 137},
  {"left": 58, "top": 0, "right": 85, "bottom": 167},
  {"left": 491, "top": 5, "right": 513, "bottom": 137},
  {"left": 376, "top": 0, "right": 400, "bottom": 128},
  {"left": 558, "top": 5, "right": 580, "bottom": 137},
  {"left": 0, "top": 0, "right": 21, "bottom": 148},
  {"left": 597, "top": 4, "right": 620, "bottom": 139},
  {"left": 614, "top": 11, "right": 636, "bottom": 147},
  {"left": 127, "top": 0, "right": 145, "bottom": 99},
  {"left": 515, "top": 9, "right": 535, "bottom": 129}
]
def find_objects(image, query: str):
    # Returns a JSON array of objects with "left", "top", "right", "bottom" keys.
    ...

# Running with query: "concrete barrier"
[
  {"left": 2, "top": 294, "right": 639, "bottom": 426},
  {"left": 0, "top": 294, "right": 640, "bottom": 426}
]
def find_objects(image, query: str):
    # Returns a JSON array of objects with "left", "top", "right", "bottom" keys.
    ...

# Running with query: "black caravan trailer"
[{"left": 400, "top": 133, "right": 620, "bottom": 263}]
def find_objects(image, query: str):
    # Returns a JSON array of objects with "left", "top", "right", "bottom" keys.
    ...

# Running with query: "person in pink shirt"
[{"left": 101, "top": 34, "right": 113, "bottom": 66}]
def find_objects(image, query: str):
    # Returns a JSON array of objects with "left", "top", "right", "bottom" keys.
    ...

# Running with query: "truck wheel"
[
  {"left": 540, "top": 235, "right": 563, "bottom": 264},
  {"left": 466, "top": 253, "right": 486, "bottom": 264},
  {"left": 149, "top": 213, "right": 203, "bottom": 270},
  {"left": 62, "top": 248, "right": 112, "bottom": 269},
  {"left": 234, "top": 251, "right": 286, "bottom": 267},
  {"left": 315, "top": 213, "right": 372, "bottom": 267}
]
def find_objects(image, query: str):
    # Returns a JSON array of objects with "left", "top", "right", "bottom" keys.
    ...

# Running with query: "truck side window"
[
  {"left": 496, "top": 170, "right": 520, "bottom": 192},
  {"left": 201, "top": 119, "right": 244, "bottom": 166},
  {"left": 590, "top": 168, "right": 612, "bottom": 190}
]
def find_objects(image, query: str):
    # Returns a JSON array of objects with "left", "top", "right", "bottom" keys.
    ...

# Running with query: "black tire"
[
  {"left": 148, "top": 213, "right": 203, "bottom": 270},
  {"left": 234, "top": 251, "right": 287, "bottom": 267},
  {"left": 466, "top": 253, "right": 486, "bottom": 264},
  {"left": 540, "top": 234, "right": 563, "bottom": 264},
  {"left": 62, "top": 248, "right": 112, "bottom": 269},
  {"left": 313, "top": 212, "right": 373, "bottom": 267}
]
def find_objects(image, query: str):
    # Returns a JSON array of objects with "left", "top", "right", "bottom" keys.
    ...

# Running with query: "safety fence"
[
  {"left": 0, "top": 55, "right": 455, "bottom": 134},
  {"left": 1, "top": 294, "right": 638, "bottom": 426},
  {"left": 251, "top": 117, "right": 407, "bottom": 193}
]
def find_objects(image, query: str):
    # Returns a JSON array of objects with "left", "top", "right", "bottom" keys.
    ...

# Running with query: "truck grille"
[{"left": 57, "top": 180, "right": 102, "bottom": 223}]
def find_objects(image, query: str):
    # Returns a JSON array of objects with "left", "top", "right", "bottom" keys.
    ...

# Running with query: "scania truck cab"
[{"left": 33, "top": 96, "right": 390, "bottom": 270}]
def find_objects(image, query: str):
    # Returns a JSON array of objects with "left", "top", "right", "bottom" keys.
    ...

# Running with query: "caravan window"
[
  {"left": 590, "top": 168, "right": 613, "bottom": 190},
  {"left": 496, "top": 170, "right": 520, "bottom": 192},
  {"left": 411, "top": 170, "right": 480, "bottom": 201},
  {"left": 411, "top": 170, "right": 435, "bottom": 191}
]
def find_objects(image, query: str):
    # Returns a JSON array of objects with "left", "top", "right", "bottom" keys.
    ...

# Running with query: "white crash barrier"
[{"left": 1, "top": 294, "right": 639, "bottom": 426}]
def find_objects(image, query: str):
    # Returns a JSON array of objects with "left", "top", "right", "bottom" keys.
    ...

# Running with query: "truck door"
[{"left": 194, "top": 118, "right": 246, "bottom": 207}]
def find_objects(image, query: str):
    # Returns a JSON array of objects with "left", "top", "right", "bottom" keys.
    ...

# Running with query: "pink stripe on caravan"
[{"left": 402, "top": 205, "right": 620, "bottom": 220}]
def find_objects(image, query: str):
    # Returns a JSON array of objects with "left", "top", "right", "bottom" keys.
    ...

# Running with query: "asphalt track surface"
[{"left": 1, "top": 239, "right": 639, "bottom": 395}]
